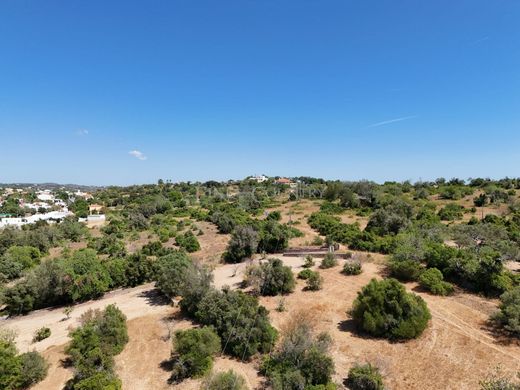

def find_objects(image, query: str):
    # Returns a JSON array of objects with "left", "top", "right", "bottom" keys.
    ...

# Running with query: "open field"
[{"left": 5, "top": 253, "right": 519, "bottom": 390}]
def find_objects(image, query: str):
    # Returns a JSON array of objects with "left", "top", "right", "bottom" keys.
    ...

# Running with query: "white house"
[
  {"left": 37, "top": 190, "right": 55, "bottom": 202},
  {"left": 251, "top": 175, "right": 268, "bottom": 183}
]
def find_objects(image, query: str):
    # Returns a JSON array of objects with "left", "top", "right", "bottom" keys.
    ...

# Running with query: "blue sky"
[{"left": 0, "top": 0, "right": 519, "bottom": 185}]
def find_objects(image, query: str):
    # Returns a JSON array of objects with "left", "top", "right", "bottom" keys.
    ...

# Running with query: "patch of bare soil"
[
  {"left": 31, "top": 344, "right": 73, "bottom": 390},
  {"left": 265, "top": 199, "right": 323, "bottom": 246},
  {"left": 125, "top": 230, "right": 156, "bottom": 253},
  {"left": 191, "top": 221, "right": 230, "bottom": 265},
  {"left": 338, "top": 212, "right": 369, "bottom": 230}
]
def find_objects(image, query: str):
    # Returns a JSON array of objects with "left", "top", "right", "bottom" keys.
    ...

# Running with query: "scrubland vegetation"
[{"left": 1, "top": 176, "right": 519, "bottom": 389}]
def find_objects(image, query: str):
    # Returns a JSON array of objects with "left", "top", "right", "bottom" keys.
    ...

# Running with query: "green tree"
[{"left": 154, "top": 252, "right": 194, "bottom": 298}]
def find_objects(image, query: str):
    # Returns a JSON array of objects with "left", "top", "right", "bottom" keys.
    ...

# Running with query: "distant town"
[{"left": 0, "top": 186, "right": 105, "bottom": 228}]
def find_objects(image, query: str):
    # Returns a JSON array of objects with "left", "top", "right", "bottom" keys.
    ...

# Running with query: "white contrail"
[{"left": 367, "top": 115, "right": 417, "bottom": 128}]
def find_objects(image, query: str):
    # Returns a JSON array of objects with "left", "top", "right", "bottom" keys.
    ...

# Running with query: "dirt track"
[{"left": 3, "top": 255, "right": 519, "bottom": 390}]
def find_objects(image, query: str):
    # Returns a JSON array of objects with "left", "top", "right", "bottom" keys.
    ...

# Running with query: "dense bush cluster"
[
  {"left": 351, "top": 278, "right": 431, "bottom": 340},
  {"left": 65, "top": 304, "right": 128, "bottom": 389},
  {"left": 492, "top": 287, "right": 520, "bottom": 338},
  {"left": 438, "top": 203, "right": 465, "bottom": 221},
  {"left": 175, "top": 230, "right": 201, "bottom": 252},
  {"left": 0, "top": 330, "right": 48, "bottom": 390},
  {"left": 193, "top": 288, "right": 278, "bottom": 359}
]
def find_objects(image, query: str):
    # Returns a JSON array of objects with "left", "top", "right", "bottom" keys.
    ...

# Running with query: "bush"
[
  {"left": 492, "top": 287, "right": 520, "bottom": 338},
  {"left": 320, "top": 253, "right": 338, "bottom": 269},
  {"left": 170, "top": 327, "right": 221, "bottom": 381},
  {"left": 479, "top": 367, "right": 520, "bottom": 390},
  {"left": 303, "top": 255, "right": 315, "bottom": 268},
  {"left": 346, "top": 363, "right": 384, "bottom": 390},
  {"left": 19, "top": 351, "right": 49, "bottom": 388},
  {"left": 66, "top": 305, "right": 128, "bottom": 387},
  {"left": 0, "top": 330, "right": 48, "bottom": 390},
  {"left": 298, "top": 269, "right": 314, "bottom": 280},
  {"left": 389, "top": 259, "right": 423, "bottom": 281},
  {"left": 418, "top": 268, "right": 454, "bottom": 296},
  {"left": 343, "top": 261, "right": 362, "bottom": 275},
  {"left": 175, "top": 231, "right": 201, "bottom": 253},
  {"left": 306, "top": 272, "right": 324, "bottom": 291},
  {"left": 438, "top": 203, "right": 465, "bottom": 221},
  {"left": 203, "top": 370, "right": 248, "bottom": 390},
  {"left": 260, "top": 314, "right": 335, "bottom": 389},
  {"left": 351, "top": 278, "right": 431, "bottom": 340},
  {"left": 224, "top": 226, "right": 259, "bottom": 263},
  {"left": 194, "top": 289, "right": 277, "bottom": 359},
  {"left": 33, "top": 327, "right": 51, "bottom": 343},
  {"left": 258, "top": 258, "right": 295, "bottom": 296},
  {"left": 73, "top": 371, "right": 122, "bottom": 390}
]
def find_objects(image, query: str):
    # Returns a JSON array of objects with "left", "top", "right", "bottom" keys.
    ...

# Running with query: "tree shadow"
[
  {"left": 159, "top": 358, "right": 174, "bottom": 372},
  {"left": 337, "top": 319, "right": 404, "bottom": 344},
  {"left": 482, "top": 318, "right": 520, "bottom": 347},
  {"left": 337, "top": 319, "right": 357, "bottom": 334},
  {"left": 138, "top": 289, "right": 171, "bottom": 307},
  {"left": 60, "top": 357, "right": 73, "bottom": 368}
]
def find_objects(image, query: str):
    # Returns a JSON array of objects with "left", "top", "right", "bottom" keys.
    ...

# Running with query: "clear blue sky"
[{"left": 0, "top": 0, "right": 519, "bottom": 185}]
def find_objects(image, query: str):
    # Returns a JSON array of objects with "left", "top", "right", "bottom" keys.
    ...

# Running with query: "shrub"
[
  {"left": 389, "top": 259, "right": 423, "bottom": 281},
  {"left": 492, "top": 287, "right": 520, "bottom": 338},
  {"left": 298, "top": 269, "right": 314, "bottom": 280},
  {"left": 320, "top": 253, "right": 338, "bottom": 269},
  {"left": 0, "top": 330, "right": 48, "bottom": 390},
  {"left": 195, "top": 289, "right": 277, "bottom": 359},
  {"left": 19, "top": 351, "right": 49, "bottom": 388},
  {"left": 312, "top": 236, "right": 324, "bottom": 246},
  {"left": 224, "top": 226, "right": 259, "bottom": 263},
  {"left": 203, "top": 370, "right": 248, "bottom": 390},
  {"left": 418, "top": 268, "right": 454, "bottom": 296},
  {"left": 351, "top": 278, "right": 431, "bottom": 340},
  {"left": 258, "top": 259, "right": 295, "bottom": 296},
  {"left": 66, "top": 305, "right": 128, "bottom": 386},
  {"left": 306, "top": 272, "right": 324, "bottom": 291},
  {"left": 170, "top": 327, "right": 221, "bottom": 381},
  {"left": 175, "top": 231, "right": 201, "bottom": 253},
  {"left": 342, "top": 261, "right": 362, "bottom": 275},
  {"left": 33, "top": 327, "right": 51, "bottom": 343},
  {"left": 303, "top": 255, "right": 315, "bottom": 268},
  {"left": 346, "top": 363, "right": 384, "bottom": 390},
  {"left": 479, "top": 367, "right": 520, "bottom": 390},
  {"left": 438, "top": 203, "right": 465, "bottom": 221},
  {"left": 73, "top": 371, "right": 122, "bottom": 390},
  {"left": 260, "top": 314, "right": 335, "bottom": 389}
]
